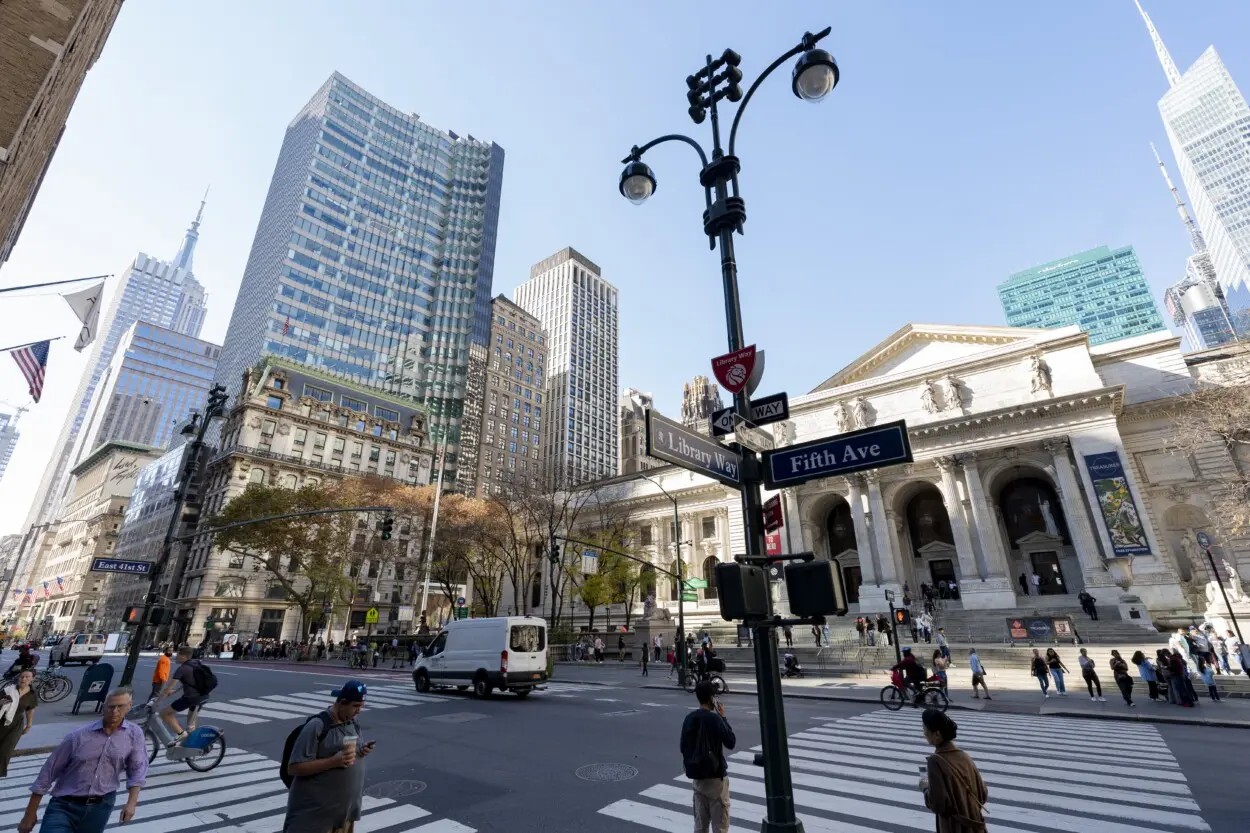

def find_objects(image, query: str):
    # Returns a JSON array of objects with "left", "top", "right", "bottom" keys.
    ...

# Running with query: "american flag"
[
  {"left": 10, "top": 340, "right": 49, "bottom": 402},
  {"left": 282, "top": 315, "right": 291, "bottom": 335}
]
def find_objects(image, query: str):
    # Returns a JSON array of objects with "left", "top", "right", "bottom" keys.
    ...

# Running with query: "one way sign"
[{"left": 710, "top": 392, "right": 790, "bottom": 437}]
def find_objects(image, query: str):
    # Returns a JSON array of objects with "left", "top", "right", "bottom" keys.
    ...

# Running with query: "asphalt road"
[{"left": 24, "top": 656, "right": 1244, "bottom": 833}]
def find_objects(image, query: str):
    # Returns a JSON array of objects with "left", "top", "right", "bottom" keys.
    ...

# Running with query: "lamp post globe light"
[{"left": 618, "top": 27, "right": 837, "bottom": 833}]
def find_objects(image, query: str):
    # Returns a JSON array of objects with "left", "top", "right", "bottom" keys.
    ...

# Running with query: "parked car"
[
  {"left": 412, "top": 616, "right": 547, "bottom": 698},
  {"left": 49, "top": 632, "right": 108, "bottom": 665}
]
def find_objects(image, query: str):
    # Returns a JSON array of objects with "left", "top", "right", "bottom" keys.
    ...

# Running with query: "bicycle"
[
  {"left": 681, "top": 664, "right": 728, "bottom": 696},
  {"left": 3, "top": 667, "right": 73, "bottom": 703},
  {"left": 880, "top": 675, "right": 948, "bottom": 712},
  {"left": 132, "top": 700, "right": 227, "bottom": 771}
]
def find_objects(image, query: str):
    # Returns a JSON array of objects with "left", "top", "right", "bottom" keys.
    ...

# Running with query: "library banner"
[{"left": 1082, "top": 451, "right": 1150, "bottom": 556}]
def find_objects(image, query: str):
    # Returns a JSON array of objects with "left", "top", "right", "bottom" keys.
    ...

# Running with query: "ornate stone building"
[
  {"left": 680, "top": 375, "right": 724, "bottom": 435},
  {"left": 558, "top": 323, "right": 1249, "bottom": 629}
]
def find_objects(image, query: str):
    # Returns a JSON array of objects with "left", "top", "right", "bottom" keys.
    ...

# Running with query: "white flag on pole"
[{"left": 62, "top": 281, "right": 104, "bottom": 351}]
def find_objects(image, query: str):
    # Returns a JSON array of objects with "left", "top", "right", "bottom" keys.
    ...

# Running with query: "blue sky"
[{"left": 2, "top": 1, "right": 1248, "bottom": 533}]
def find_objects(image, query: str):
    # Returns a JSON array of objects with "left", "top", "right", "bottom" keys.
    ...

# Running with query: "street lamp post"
[
  {"left": 1199, "top": 534, "right": 1244, "bottom": 643},
  {"left": 119, "top": 384, "right": 229, "bottom": 687},
  {"left": 620, "top": 28, "right": 838, "bottom": 833},
  {"left": 885, "top": 589, "right": 903, "bottom": 666},
  {"left": 639, "top": 473, "right": 689, "bottom": 688}
]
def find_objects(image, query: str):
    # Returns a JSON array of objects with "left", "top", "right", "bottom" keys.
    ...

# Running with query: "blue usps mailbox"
[{"left": 73, "top": 662, "right": 115, "bottom": 714}]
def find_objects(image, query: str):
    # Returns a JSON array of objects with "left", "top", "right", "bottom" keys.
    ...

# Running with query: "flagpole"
[
  {"left": 0, "top": 275, "right": 109, "bottom": 294},
  {"left": 0, "top": 336, "right": 64, "bottom": 353}
]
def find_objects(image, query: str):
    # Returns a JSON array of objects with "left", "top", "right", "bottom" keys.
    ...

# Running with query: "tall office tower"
[
  {"left": 213, "top": 73, "right": 505, "bottom": 488},
  {"left": 20, "top": 203, "right": 209, "bottom": 530},
  {"left": 680, "top": 375, "right": 724, "bottom": 434},
  {"left": 1151, "top": 145, "right": 1236, "bottom": 350},
  {"left": 0, "top": 1, "right": 124, "bottom": 264},
  {"left": 1136, "top": 2, "right": 1250, "bottom": 335},
  {"left": 73, "top": 322, "right": 221, "bottom": 459},
  {"left": 514, "top": 248, "right": 619, "bottom": 488},
  {"left": 0, "top": 408, "right": 23, "bottom": 487},
  {"left": 997, "top": 245, "right": 1167, "bottom": 346},
  {"left": 619, "top": 388, "right": 660, "bottom": 476},
  {"left": 461, "top": 296, "right": 548, "bottom": 496}
]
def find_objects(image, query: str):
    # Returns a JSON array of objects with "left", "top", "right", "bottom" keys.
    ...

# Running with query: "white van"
[
  {"left": 49, "top": 633, "right": 108, "bottom": 666},
  {"left": 412, "top": 616, "right": 548, "bottom": 698}
]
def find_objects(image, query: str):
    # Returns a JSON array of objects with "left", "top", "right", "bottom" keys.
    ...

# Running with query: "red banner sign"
[
  {"left": 765, "top": 530, "right": 783, "bottom": 556},
  {"left": 711, "top": 345, "right": 757, "bottom": 394}
]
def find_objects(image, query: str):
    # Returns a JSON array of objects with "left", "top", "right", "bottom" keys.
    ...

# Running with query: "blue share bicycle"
[{"left": 132, "top": 700, "right": 227, "bottom": 771}]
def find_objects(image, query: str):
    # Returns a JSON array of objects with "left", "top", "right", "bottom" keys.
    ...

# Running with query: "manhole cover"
[
  {"left": 576, "top": 763, "right": 639, "bottom": 782},
  {"left": 365, "top": 780, "right": 427, "bottom": 799}
]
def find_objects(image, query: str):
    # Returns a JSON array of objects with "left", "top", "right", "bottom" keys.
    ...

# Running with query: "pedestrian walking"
[
  {"left": 681, "top": 680, "right": 736, "bottom": 833},
  {"left": 283, "top": 680, "right": 375, "bottom": 833},
  {"left": 654, "top": 635, "right": 663, "bottom": 662},
  {"left": 391, "top": 637, "right": 402, "bottom": 669},
  {"left": 1130, "top": 650, "right": 1159, "bottom": 701},
  {"left": 783, "top": 625, "right": 793, "bottom": 648},
  {"left": 593, "top": 636, "right": 604, "bottom": 663},
  {"left": 1029, "top": 649, "right": 1051, "bottom": 698},
  {"left": 640, "top": 640, "right": 649, "bottom": 676},
  {"left": 812, "top": 624, "right": 823, "bottom": 647},
  {"left": 1030, "top": 571, "right": 1041, "bottom": 594},
  {"left": 668, "top": 646, "right": 678, "bottom": 677},
  {"left": 968, "top": 649, "right": 991, "bottom": 700},
  {"left": 17, "top": 687, "right": 146, "bottom": 833},
  {"left": 0, "top": 669, "right": 37, "bottom": 776},
  {"left": 1045, "top": 648, "right": 1069, "bottom": 696},
  {"left": 1213, "top": 630, "right": 1232, "bottom": 675},
  {"left": 150, "top": 646, "right": 171, "bottom": 704},
  {"left": 877, "top": 614, "right": 892, "bottom": 646},
  {"left": 918, "top": 709, "right": 988, "bottom": 833},
  {"left": 1198, "top": 658, "right": 1221, "bottom": 701},
  {"left": 617, "top": 633, "right": 626, "bottom": 662},
  {"left": 1077, "top": 590, "right": 1098, "bottom": 620},
  {"left": 855, "top": 617, "right": 866, "bottom": 644},
  {"left": 865, "top": 620, "right": 876, "bottom": 647},
  {"left": 930, "top": 651, "right": 948, "bottom": 693},
  {"left": 935, "top": 628, "right": 951, "bottom": 665},
  {"left": 1018, "top": 572, "right": 1029, "bottom": 596},
  {"left": 1110, "top": 650, "right": 1135, "bottom": 707},
  {"left": 1077, "top": 648, "right": 1106, "bottom": 701},
  {"left": 1165, "top": 649, "right": 1195, "bottom": 707}
]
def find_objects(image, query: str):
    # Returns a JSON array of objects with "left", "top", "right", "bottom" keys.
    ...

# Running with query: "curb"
[{"left": 14, "top": 746, "right": 58, "bottom": 758}]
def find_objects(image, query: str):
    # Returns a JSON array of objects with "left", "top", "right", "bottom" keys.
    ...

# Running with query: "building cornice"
[{"left": 907, "top": 386, "right": 1125, "bottom": 449}]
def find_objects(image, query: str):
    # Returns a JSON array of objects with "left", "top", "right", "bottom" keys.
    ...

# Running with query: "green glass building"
[{"left": 997, "top": 245, "right": 1166, "bottom": 345}]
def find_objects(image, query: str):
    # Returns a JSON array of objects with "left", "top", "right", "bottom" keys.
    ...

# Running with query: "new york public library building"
[{"left": 561, "top": 324, "right": 1250, "bottom": 633}]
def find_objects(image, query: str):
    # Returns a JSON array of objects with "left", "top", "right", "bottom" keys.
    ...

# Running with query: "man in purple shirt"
[{"left": 18, "top": 687, "right": 147, "bottom": 833}]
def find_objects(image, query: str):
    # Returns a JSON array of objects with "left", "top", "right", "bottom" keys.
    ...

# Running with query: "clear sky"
[{"left": 1, "top": 1, "right": 1248, "bottom": 535}]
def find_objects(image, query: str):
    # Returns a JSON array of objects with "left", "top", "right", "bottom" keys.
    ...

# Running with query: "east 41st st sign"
[{"left": 763, "top": 420, "right": 914, "bottom": 489}]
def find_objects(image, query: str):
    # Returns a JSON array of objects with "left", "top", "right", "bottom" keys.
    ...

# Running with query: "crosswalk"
[
  {"left": 197, "top": 684, "right": 444, "bottom": 725},
  {"left": 0, "top": 746, "right": 473, "bottom": 833},
  {"left": 537, "top": 682, "right": 621, "bottom": 698},
  {"left": 600, "top": 708, "right": 1211, "bottom": 832}
]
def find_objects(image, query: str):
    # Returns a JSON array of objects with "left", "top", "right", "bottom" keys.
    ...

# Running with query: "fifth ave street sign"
[
  {"left": 762, "top": 420, "right": 913, "bottom": 489},
  {"left": 646, "top": 410, "right": 741, "bottom": 488}
]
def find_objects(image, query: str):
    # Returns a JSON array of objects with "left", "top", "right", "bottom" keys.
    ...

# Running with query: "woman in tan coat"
[{"left": 918, "top": 708, "right": 988, "bottom": 832}]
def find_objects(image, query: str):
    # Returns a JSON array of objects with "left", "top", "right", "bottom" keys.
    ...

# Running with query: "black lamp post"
[
  {"left": 639, "top": 473, "right": 690, "bottom": 688},
  {"left": 119, "top": 384, "right": 229, "bottom": 686},
  {"left": 619, "top": 28, "right": 838, "bottom": 833}
]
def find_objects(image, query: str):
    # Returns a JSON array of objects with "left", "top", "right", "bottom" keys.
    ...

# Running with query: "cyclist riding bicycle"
[
  {"left": 3, "top": 644, "right": 38, "bottom": 679},
  {"left": 155, "top": 646, "right": 211, "bottom": 746},
  {"left": 891, "top": 647, "right": 927, "bottom": 705}
]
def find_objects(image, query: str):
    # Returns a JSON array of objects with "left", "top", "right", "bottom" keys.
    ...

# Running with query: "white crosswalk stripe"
[
  {"left": 535, "top": 682, "right": 620, "bottom": 695},
  {"left": 196, "top": 684, "right": 445, "bottom": 725},
  {"left": 1, "top": 746, "right": 474, "bottom": 832},
  {"left": 599, "top": 708, "right": 1211, "bottom": 833}
]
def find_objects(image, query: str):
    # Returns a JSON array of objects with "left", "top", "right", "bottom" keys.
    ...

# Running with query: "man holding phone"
[
  {"left": 283, "top": 680, "right": 376, "bottom": 833},
  {"left": 680, "top": 681, "right": 736, "bottom": 833}
]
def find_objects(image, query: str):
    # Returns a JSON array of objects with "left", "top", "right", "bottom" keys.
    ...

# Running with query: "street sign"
[
  {"left": 1196, "top": 531, "right": 1212, "bottom": 550},
  {"left": 684, "top": 577, "right": 709, "bottom": 590},
  {"left": 397, "top": 605, "right": 414, "bottom": 621},
  {"left": 90, "top": 558, "right": 153, "bottom": 575},
  {"left": 762, "top": 420, "right": 913, "bottom": 489},
  {"left": 733, "top": 416, "right": 774, "bottom": 452},
  {"left": 646, "top": 410, "right": 741, "bottom": 487},
  {"left": 582, "top": 550, "right": 599, "bottom": 574},
  {"left": 456, "top": 596, "right": 467, "bottom": 607},
  {"left": 365, "top": 607, "right": 380, "bottom": 624},
  {"left": 749, "top": 392, "right": 789, "bottom": 425},
  {"left": 710, "top": 407, "right": 736, "bottom": 437},
  {"left": 762, "top": 495, "right": 783, "bottom": 532},
  {"left": 681, "top": 592, "right": 698, "bottom": 603},
  {"left": 454, "top": 607, "right": 469, "bottom": 620},
  {"left": 711, "top": 345, "right": 757, "bottom": 395}
]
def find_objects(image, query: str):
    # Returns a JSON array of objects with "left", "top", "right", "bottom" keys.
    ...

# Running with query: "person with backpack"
[
  {"left": 281, "top": 680, "right": 375, "bottom": 833},
  {"left": 155, "top": 646, "right": 217, "bottom": 745},
  {"left": 681, "top": 680, "right": 736, "bottom": 833}
]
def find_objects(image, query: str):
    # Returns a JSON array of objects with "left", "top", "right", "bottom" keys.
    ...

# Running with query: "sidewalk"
[{"left": 555, "top": 660, "right": 1250, "bottom": 729}]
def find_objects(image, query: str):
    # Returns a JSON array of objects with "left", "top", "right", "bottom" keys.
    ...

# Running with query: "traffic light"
[
  {"left": 380, "top": 516, "right": 394, "bottom": 541},
  {"left": 548, "top": 539, "right": 561, "bottom": 565},
  {"left": 714, "top": 563, "right": 770, "bottom": 621},
  {"left": 785, "top": 559, "right": 848, "bottom": 618},
  {"left": 123, "top": 606, "right": 142, "bottom": 626}
]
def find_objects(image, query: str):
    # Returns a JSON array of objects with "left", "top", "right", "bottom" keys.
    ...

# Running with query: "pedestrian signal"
[
  {"left": 123, "top": 606, "right": 142, "bottom": 625},
  {"left": 380, "top": 516, "right": 394, "bottom": 540},
  {"left": 894, "top": 609, "right": 911, "bottom": 626}
]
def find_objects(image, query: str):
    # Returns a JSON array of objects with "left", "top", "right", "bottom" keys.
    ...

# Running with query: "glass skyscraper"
[
  {"left": 74, "top": 322, "right": 221, "bottom": 459},
  {"left": 214, "top": 73, "right": 504, "bottom": 486},
  {"left": 1137, "top": 2, "right": 1250, "bottom": 335},
  {"left": 20, "top": 203, "right": 208, "bottom": 529},
  {"left": 997, "top": 245, "right": 1167, "bottom": 346}
]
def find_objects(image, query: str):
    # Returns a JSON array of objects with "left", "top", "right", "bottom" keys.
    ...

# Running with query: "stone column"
[
  {"left": 1045, "top": 438, "right": 1105, "bottom": 576},
  {"left": 935, "top": 457, "right": 981, "bottom": 582},
  {"left": 865, "top": 472, "right": 901, "bottom": 587},
  {"left": 847, "top": 475, "right": 878, "bottom": 586},
  {"left": 957, "top": 454, "right": 1003, "bottom": 578}
]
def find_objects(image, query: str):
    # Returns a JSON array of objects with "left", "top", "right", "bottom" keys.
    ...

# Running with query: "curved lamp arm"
[
  {"left": 728, "top": 26, "right": 831, "bottom": 158},
  {"left": 621, "top": 134, "right": 710, "bottom": 170}
]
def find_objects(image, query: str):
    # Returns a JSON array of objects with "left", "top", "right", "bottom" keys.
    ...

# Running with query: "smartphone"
[{"left": 918, "top": 764, "right": 927, "bottom": 775}]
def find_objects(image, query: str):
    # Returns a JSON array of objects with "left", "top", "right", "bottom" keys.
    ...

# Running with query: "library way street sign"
[
  {"left": 646, "top": 410, "right": 741, "bottom": 488},
  {"left": 762, "top": 420, "right": 913, "bottom": 489}
]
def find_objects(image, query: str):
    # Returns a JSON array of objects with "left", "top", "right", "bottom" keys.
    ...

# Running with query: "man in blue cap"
[{"left": 283, "top": 680, "right": 375, "bottom": 833}]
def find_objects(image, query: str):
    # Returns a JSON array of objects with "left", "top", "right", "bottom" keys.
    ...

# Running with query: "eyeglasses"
[{"left": 103, "top": 703, "right": 130, "bottom": 711}]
